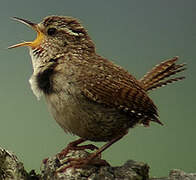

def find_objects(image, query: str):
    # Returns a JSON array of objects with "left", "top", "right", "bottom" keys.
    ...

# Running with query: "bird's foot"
[
  {"left": 57, "top": 156, "right": 110, "bottom": 173},
  {"left": 58, "top": 140, "right": 98, "bottom": 159},
  {"left": 43, "top": 138, "right": 99, "bottom": 164}
]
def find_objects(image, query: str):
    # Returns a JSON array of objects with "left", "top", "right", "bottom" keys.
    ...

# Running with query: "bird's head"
[{"left": 9, "top": 16, "right": 95, "bottom": 60}]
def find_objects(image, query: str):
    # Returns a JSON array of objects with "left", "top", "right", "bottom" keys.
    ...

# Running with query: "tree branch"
[{"left": 0, "top": 147, "right": 195, "bottom": 180}]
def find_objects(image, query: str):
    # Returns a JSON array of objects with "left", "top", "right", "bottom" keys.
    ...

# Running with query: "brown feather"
[
  {"left": 76, "top": 55, "right": 160, "bottom": 126},
  {"left": 140, "top": 57, "right": 186, "bottom": 91}
]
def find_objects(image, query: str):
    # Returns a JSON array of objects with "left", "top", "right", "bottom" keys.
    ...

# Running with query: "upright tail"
[{"left": 139, "top": 56, "right": 186, "bottom": 92}]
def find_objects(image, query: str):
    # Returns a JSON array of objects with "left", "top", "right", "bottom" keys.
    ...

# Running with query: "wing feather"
[{"left": 75, "top": 56, "right": 160, "bottom": 125}]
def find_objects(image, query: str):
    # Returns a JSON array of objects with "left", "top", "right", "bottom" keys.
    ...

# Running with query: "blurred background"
[{"left": 0, "top": 0, "right": 195, "bottom": 177}]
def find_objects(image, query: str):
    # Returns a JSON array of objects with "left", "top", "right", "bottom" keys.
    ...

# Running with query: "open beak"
[{"left": 8, "top": 17, "right": 44, "bottom": 49}]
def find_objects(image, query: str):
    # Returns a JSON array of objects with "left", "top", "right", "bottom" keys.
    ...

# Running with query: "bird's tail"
[{"left": 139, "top": 56, "right": 186, "bottom": 92}]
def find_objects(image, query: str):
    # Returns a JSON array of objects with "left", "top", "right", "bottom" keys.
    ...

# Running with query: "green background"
[{"left": 0, "top": 0, "right": 195, "bottom": 177}]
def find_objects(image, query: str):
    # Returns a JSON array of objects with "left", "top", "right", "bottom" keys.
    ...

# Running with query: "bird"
[{"left": 9, "top": 16, "right": 186, "bottom": 169}]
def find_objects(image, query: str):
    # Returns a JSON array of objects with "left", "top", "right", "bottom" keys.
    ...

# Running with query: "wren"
[{"left": 9, "top": 16, "right": 186, "bottom": 169}]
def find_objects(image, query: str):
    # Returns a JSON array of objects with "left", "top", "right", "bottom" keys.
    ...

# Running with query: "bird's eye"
[{"left": 47, "top": 27, "right": 57, "bottom": 36}]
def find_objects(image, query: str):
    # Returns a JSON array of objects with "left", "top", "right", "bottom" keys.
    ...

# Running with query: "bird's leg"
[
  {"left": 58, "top": 138, "right": 99, "bottom": 159},
  {"left": 57, "top": 132, "right": 127, "bottom": 172},
  {"left": 43, "top": 138, "right": 98, "bottom": 164},
  {"left": 86, "top": 132, "right": 126, "bottom": 162}
]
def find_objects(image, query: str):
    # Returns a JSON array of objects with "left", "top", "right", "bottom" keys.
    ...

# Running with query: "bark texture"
[{"left": 0, "top": 147, "right": 195, "bottom": 180}]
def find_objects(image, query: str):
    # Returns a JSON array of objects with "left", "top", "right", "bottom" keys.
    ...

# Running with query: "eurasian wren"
[{"left": 9, "top": 16, "right": 186, "bottom": 169}]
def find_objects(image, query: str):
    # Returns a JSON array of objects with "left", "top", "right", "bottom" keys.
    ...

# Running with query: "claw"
[
  {"left": 57, "top": 138, "right": 99, "bottom": 159},
  {"left": 58, "top": 143, "right": 99, "bottom": 159},
  {"left": 57, "top": 156, "right": 110, "bottom": 173}
]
